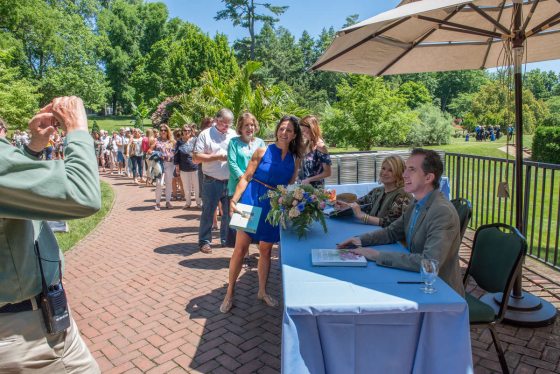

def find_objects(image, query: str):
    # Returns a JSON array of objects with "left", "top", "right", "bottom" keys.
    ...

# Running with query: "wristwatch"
[{"left": 24, "top": 144, "right": 43, "bottom": 158}]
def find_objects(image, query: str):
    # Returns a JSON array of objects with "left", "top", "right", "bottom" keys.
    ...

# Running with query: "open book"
[
  {"left": 311, "top": 249, "right": 367, "bottom": 267},
  {"left": 229, "top": 203, "right": 262, "bottom": 234}
]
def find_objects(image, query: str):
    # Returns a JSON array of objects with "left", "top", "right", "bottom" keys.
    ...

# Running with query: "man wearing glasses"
[{"left": 193, "top": 108, "right": 236, "bottom": 254}]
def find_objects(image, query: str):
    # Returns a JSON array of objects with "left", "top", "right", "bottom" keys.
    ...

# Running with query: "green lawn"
[
  {"left": 55, "top": 181, "right": 115, "bottom": 253},
  {"left": 331, "top": 135, "right": 533, "bottom": 159},
  {"left": 88, "top": 115, "right": 151, "bottom": 133}
]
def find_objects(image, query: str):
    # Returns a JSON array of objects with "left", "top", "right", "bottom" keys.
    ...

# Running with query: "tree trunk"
[{"left": 249, "top": 0, "right": 255, "bottom": 60}]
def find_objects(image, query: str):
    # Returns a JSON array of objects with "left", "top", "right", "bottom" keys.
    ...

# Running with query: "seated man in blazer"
[{"left": 337, "top": 148, "right": 464, "bottom": 296}]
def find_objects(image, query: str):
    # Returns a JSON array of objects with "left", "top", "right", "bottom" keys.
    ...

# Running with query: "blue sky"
[{"left": 154, "top": 0, "right": 560, "bottom": 73}]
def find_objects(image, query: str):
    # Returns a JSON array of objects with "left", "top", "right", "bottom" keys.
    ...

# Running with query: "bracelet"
[
  {"left": 362, "top": 214, "right": 369, "bottom": 224},
  {"left": 231, "top": 199, "right": 238, "bottom": 204}
]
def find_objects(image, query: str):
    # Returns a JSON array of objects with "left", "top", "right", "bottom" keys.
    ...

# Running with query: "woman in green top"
[
  {"left": 336, "top": 155, "right": 411, "bottom": 227},
  {"left": 227, "top": 112, "right": 266, "bottom": 196}
]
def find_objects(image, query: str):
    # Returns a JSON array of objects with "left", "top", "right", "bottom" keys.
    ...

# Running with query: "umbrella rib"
[
  {"left": 521, "top": 0, "right": 541, "bottom": 33},
  {"left": 378, "top": 5, "right": 466, "bottom": 76},
  {"left": 416, "top": 15, "right": 504, "bottom": 39},
  {"left": 438, "top": 25, "right": 502, "bottom": 39},
  {"left": 526, "top": 11, "right": 560, "bottom": 37},
  {"left": 468, "top": 3, "right": 511, "bottom": 35},
  {"left": 311, "top": 16, "right": 410, "bottom": 71},
  {"left": 482, "top": 1, "right": 507, "bottom": 69}
]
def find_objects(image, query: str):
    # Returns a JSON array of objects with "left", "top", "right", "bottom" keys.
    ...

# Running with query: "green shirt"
[
  {"left": 227, "top": 136, "right": 265, "bottom": 196},
  {"left": 0, "top": 130, "right": 100, "bottom": 304}
]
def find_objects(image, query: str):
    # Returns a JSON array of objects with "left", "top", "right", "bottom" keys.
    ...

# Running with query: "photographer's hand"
[
  {"left": 27, "top": 104, "right": 57, "bottom": 153},
  {"left": 52, "top": 96, "right": 88, "bottom": 134}
]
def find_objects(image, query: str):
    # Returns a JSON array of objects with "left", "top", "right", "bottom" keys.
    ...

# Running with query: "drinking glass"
[{"left": 420, "top": 257, "right": 439, "bottom": 294}]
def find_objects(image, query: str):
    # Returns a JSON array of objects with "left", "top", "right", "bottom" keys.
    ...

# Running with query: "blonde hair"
[
  {"left": 382, "top": 155, "right": 406, "bottom": 188},
  {"left": 300, "top": 115, "right": 323, "bottom": 150},
  {"left": 159, "top": 124, "right": 175, "bottom": 144},
  {"left": 236, "top": 112, "right": 259, "bottom": 136}
]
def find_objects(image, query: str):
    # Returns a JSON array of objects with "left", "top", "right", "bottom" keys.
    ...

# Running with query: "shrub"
[
  {"left": 407, "top": 103, "right": 453, "bottom": 146},
  {"left": 532, "top": 126, "right": 560, "bottom": 164}
]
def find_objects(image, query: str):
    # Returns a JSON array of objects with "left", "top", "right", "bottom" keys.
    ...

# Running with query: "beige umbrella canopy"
[
  {"left": 313, "top": 0, "right": 560, "bottom": 326},
  {"left": 312, "top": 0, "right": 560, "bottom": 76}
]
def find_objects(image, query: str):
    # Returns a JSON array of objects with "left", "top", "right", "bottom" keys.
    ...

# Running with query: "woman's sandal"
[
  {"left": 220, "top": 296, "right": 233, "bottom": 313},
  {"left": 257, "top": 293, "right": 278, "bottom": 307}
]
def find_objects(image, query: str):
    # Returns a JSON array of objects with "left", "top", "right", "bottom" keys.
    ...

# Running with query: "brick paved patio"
[{"left": 64, "top": 174, "right": 560, "bottom": 373}]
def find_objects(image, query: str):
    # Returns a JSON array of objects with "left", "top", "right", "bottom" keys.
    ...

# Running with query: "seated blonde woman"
[{"left": 335, "top": 155, "right": 411, "bottom": 227}]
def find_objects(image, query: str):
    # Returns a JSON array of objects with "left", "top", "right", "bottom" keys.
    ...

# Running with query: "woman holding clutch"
[
  {"left": 220, "top": 115, "right": 302, "bottom": 313},
  {"left": 336, "top": 155, "right": 411, "bottom": 227}
]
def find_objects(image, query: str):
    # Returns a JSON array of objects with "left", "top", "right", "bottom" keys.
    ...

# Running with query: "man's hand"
[
  {"left": 336, "top": 236, "right": 362, "bottom": 249},
  {"left": 52, "top": 96, "right": 88, "bottom": 133},
  {"left": 27, "top": 104, "right": 57, "bottom": 153},
  {"left": 350, "top": 247, "right": 379, "bottom": 262}
]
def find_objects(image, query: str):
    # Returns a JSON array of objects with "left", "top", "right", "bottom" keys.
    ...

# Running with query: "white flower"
[
  {"left": 289, "top": 207, "right": 300, "bottom": 218},
  {"left": 287, "top": 184, "right": 298, "bottom": 192}
]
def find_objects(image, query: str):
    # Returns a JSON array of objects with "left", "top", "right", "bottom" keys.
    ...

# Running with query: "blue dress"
[{"left": 239, "top": 144, "right": 295, "bottom": 243}]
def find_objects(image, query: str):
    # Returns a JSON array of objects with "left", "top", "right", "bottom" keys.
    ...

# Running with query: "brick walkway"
[{"left": 64, "top": 174, "right": 560, "bottom": 373}]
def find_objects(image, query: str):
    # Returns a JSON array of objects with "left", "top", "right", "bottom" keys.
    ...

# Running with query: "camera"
[{"left": 40, "top": 282, "right": 70, "bottom": 334}]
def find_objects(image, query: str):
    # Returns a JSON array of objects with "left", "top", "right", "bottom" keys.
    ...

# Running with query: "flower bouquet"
[{"left": 262, "top": 184, "right": 336, "bottom": 239}]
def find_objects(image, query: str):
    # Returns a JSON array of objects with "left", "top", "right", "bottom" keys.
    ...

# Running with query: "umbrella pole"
[{"left": 481, "top": 3, "right": 556, "bottom": 327}]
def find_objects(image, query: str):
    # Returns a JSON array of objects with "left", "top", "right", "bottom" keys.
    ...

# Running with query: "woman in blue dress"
[{"left": 220, "top": 116, "right": 302, "bottom": 313}]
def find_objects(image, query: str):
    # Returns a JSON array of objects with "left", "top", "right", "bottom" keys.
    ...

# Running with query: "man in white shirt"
[{"left": 193, "top": 108, "right": 237, "bottom": 254}]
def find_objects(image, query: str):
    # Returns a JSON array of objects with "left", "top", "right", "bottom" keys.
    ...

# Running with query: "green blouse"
[{"left": 227, "top": 136, "right": 265, "bottom": 196}]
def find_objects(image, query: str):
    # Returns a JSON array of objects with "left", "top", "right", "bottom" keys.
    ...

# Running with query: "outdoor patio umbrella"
[{"left": 312, "top": 0, "right": 559, "bottom": 326}]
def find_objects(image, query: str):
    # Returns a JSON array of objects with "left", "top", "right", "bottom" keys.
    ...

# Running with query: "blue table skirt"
[{"left": 280, "top": 216, "right": 473, "bottom": 374}]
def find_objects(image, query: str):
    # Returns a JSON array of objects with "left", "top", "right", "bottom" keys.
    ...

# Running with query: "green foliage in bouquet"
[{"left": 261, "top": 184, "right": 333, "bottom": 239}]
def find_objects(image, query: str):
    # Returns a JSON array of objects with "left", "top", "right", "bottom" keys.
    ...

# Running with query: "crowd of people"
[{"left": 472, "top": 124, "right": 505, "bottom": 141}]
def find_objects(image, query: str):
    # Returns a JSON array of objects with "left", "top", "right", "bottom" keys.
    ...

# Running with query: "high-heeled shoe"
[
  {"left": 220, "top": 295, "right": 233, "bottom": 313},
  {"left": 257, "top": 293, "right": 278, "bottom": 307}
]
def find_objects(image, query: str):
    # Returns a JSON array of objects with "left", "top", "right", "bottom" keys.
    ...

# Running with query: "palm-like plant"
[{"left": 160, "top": 61, "right": 304, "bottom": 136}]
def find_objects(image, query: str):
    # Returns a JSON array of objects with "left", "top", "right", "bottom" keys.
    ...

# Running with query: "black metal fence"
[{"left": 445, "top": 153, "right": 560, "bottom": 269}]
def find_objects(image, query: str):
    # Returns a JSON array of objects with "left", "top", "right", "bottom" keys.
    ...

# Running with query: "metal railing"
[{"left": 445, "top": 153, "right": 560, "bottom": 269}]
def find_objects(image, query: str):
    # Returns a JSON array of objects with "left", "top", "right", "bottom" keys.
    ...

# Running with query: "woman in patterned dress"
[{"left": 298, "top": 115, "right": 331, "bottom": 187}]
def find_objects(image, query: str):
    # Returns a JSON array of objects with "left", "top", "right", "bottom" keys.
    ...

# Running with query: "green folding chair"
[
  {"left": 451, "top": 198, "right": 472, "bottom": 240},
  {"left": 463, "top": 223, "right": 527, "bottom": 374}
]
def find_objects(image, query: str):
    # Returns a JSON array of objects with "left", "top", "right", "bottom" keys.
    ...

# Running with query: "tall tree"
[
  {"left": 0, "top": 48, "right": 40, "bottom": 128},
  {"left": 322, "top": 75, "right": 417, "bottom": 150},
  {"left": 0, "top": 0, "right": 109, "bottom": 109},
  {"left": 215, "top": 0, "right": 288, "bottom": 60},
  {"left": 130, "top": 23, "right": 238, "bottom": 106}
]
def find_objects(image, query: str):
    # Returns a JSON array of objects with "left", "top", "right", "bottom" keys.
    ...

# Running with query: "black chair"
[
  {"left": 451, "top": 198, "right": 472, "bottom": 239},
  {"left": 463, "top": 223, "right": 527, "bottom": 374}
]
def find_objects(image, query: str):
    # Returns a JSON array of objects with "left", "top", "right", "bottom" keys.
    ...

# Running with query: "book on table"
[
  {"left": 311, "top": 249, "right": 368, "bottom": 267},
  {"left": 229, "top": 203, "right": 262, "bottom": 234}
]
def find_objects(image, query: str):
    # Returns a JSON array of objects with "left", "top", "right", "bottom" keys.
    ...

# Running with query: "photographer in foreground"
[{"left": 0, "top": 96, "right": 101, "bottom": 373}]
